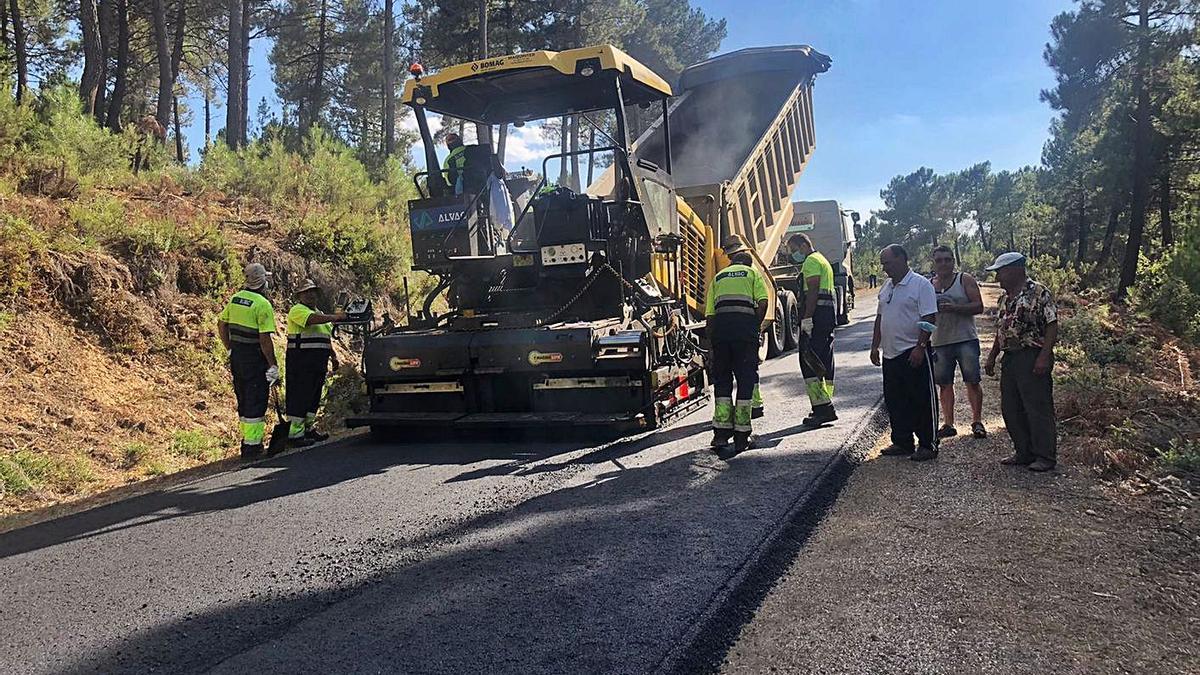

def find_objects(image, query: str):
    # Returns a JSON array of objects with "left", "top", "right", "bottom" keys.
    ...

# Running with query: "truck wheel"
[
  {"left": 766, "top": 315, "right": 786, "bottom": 359},
  {"left": 782, "top": 292, "right": 800, "bottom": 351}
]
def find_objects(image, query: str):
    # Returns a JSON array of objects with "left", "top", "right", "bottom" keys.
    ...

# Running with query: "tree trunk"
[
  {"left": 239, "top": 0, "right": 250, "bottom": 144},
  {"left": 226, "top": 0, "right": 244, "bottom": 149},
  {"left": 1, "top": 1, "right": 9, "bottom": 56},
  {"left": 173, "top": 96, "right": 184, "bottom": 162},
  {"left": 1159, "top": 169, "right": 1173, "bottom": 247},
  {"left": 305, "top": 0, "right": 329, "bottom": 132},
  {"left": 80, "top": 0, "right": 104, "bottom": 116},
  {"left": 106, "top": 0, "right": 130, "bottom": 130},
  {"left": 1075, "top": 193, "right": 1089, "bottom": 269},
  {"left": 474, "top": 0, "right": 491, "bottom": 147},
  {"left": 382, "top": 0, "right": 395, "bottom": 156},
  {"left": 204, "top": 65, "right": 211, "bottom": 146},
  {"left": 1118, "top": 0, "right": 1152, "bottom": 299},
  {"left": 1099, "top": 204, "right": 1121, "bottom": 266},
  {"left": 496, "top": 123, "right": 507, "bottom": 164},
  {"left": 9, "top": 0, "right": 27, "bottom": 104},
  {"left": 95, "top": 0, "right": 110, "bottom": 120},
  {"left": 151, "top": 0, "right": 174, "bottom": 137}
]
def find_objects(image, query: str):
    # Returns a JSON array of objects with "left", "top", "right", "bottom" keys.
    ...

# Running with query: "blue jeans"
[{"left": 933, "top": 338, "right": 981, "bottom": 385}]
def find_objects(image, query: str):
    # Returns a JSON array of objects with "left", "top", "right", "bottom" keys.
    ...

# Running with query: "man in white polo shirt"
[{"left": 870, "top": 244, "right": 940, "bottom": 461}]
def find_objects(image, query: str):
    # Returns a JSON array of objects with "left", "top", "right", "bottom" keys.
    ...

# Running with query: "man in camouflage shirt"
[{"left": 984, "top": 253, "right": 1059, "bottom": 471}]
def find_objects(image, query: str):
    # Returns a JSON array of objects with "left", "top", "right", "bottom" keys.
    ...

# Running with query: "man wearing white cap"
[
  {"left": 285, "top": 280, "right": 346, "bottom": 447},
  {"left": 984, "top": 252, "right": 1059, "bottom": 472},
  {"left": 217, "top": 263, "right": 278, "bottom": 458}
]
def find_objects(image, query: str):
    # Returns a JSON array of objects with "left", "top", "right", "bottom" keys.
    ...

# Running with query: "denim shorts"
[{"left": 933, "top": 338, "right": 982, "bottom": 385}]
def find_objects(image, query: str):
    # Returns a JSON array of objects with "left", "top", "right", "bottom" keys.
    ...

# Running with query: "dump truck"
[
  {"left": 771, "top": 200, "right": 859, "bottom": 328},
  {"left": 346, "top": 43, "right": 830, "bottom": 436}
]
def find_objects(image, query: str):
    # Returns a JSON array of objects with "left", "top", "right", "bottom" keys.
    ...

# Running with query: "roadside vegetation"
[
  {"left": 0, "top": 85, "right": 417, "bottom": 515},
  {"left": 854, "top": 3, "right": 1200, "bottom": 487}
]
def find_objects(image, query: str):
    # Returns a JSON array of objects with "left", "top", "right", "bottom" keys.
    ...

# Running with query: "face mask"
[{"left": 791, "top": 250, "right": 807, "bottom": 263}]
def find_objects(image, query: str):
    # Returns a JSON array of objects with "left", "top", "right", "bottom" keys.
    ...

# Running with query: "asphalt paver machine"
[{"left": 347, "top": 44, "right": 830, "bottom": 436}]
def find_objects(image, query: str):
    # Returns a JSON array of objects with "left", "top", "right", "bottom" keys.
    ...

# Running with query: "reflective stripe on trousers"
[{"left": 713, "top": 397, "right": 733, "bottom": 430}]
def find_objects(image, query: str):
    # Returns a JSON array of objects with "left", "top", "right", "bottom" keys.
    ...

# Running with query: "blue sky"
[{"left": 187, "top": 0, "right": 1075, "bottom": 216}]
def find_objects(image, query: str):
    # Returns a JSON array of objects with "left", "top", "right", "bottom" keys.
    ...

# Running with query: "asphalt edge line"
[
  {"left": 653, "top": 395, "right": 888, "bottom": 675},
  {"left": 0, "top": 432, "right": 366, "bottom": 536}
]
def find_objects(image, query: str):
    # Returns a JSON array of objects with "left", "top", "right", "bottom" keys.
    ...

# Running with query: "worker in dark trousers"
[
  {"left": 787, "top": 234, "right": 838, "bottom": 427},
  {"left": 444, "top": 133, "right": 467, "bottom": 195},
  {"left": 285, "top": 280, "right": 346, "bottom": 448},
  {"left": 706, "top": 237, "right": 770, "bottom": 454},
  {"left": 217, "top": 263, "right": 278, "bottom": 458}
]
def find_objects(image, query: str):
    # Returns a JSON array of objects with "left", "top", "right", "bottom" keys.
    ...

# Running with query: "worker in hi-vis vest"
[
  {"left": 285, "top": 280, "right": 346, "bottom": 447},
  {"left": 706, "top": 237, "right": 770, "bottom": 454},
  {"left": 217, "top": 263, "right": 278, "bottom": 458},
  {"left": 443, "top": 132, "right": 467, "bottom": 195},
  {"left": 787, "top": 233, "right": 838, "bottom": 427}
]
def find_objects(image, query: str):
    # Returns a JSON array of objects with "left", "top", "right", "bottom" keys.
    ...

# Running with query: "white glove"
[
  {"left": 266, "top": 365, "right": 280, "bottom": 386},
  {"left": 800, "top": 317, "right": 814, "bottom": 335}
]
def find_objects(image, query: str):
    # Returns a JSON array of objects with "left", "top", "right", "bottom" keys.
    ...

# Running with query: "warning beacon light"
[{"left": 409, "top": 62, "right": 424, "bottom": 80}]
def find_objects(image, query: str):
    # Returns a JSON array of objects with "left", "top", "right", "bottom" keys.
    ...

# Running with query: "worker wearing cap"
[
  {"left": 285, "top": 280, "right": 346, "bottom": 447},
  {"left": 706, "top": 237, "right": 770, "bottom": 453},
  {"left": 984, "top": 252, "right": 1059, "bottom": 472},
  {"left": 787, "top": 233, "right": 838, "bottom": 427},
  {"left": 444, "top": 133, "right": 466, "bottom": 195},
  {"left": 217, "top": 263, "right": 278, "bottom": 458}
]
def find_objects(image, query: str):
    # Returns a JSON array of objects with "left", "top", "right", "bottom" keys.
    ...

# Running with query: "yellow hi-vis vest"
[
  {"left": 705, "top": 263, "right": 769, "bottom": 342},
  {"left": 219, "top": 289, "right": 275, "bottom": 348},
  {"left": 800, "top": 250, "right": 836, "bottom": 309},
  {"left": 286, "top": 303, "right": 333, "bottom": 351}
]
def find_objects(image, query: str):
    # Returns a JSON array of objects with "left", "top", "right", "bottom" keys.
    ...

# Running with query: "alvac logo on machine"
[
  {"left": 389, "top": 357, "right": 421, "bottom": 371},
  {"left": 527, "top": 350, "right": 563, "bottom": 366}
]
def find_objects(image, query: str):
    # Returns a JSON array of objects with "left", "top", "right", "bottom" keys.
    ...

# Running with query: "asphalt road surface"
[{"left": 2, "top": 295, "right": 882, "bottom": 675}]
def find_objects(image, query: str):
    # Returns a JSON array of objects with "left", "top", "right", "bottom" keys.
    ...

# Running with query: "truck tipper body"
[{"left": 346, "top": 43, "right": 830, "bottom": 435}]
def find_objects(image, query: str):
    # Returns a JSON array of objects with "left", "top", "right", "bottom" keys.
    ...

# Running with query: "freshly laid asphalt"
[{"left": 1, "top": 296, "right": 882, "bottom": 675}]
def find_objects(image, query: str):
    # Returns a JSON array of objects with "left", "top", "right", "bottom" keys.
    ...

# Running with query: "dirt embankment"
[
  {"left": 721, "top": 284, "right": 1200, "bottom": 674},
  {"left": 0, "top": 184, "right": 379, "bottom": 519}
]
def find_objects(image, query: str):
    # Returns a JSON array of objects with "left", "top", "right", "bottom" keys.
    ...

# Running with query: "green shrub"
[
  {"left": 285, "top": 211, "right": 405, "bottom": 292},
  {"left": 1058, "top": 304, "right": 1145, "bottom": 366},
  {"left": 29, "top": 86, "right": 139, "bottom": 188},
  {"left": 0, "top": 215, "right": 47, "bottom": 302},
  {"left": 1132, "top": 245, "right": 1200, "bottom": 344},
  {"left": 1158, "top": 438, "right": 1200, "bottom": 476},
  {"left": 169, "top": 430, "right": 226, "bottom": 462},
  {"left": 1028, "top": 254, "right": 1080, "bottom": 298}
]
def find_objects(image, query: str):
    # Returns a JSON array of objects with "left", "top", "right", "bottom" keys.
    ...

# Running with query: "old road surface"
[{"left": 2, "top": 295, "right": 883, "bottom": 675}]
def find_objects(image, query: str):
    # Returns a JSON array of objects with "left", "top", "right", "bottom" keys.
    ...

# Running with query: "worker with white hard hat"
[{"left": 216, "top": 262, "right": 278, "bottom": 458}]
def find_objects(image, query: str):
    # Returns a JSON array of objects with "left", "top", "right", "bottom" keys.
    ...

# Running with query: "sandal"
[
  {"left": 936, "top": 425, "right": 957, "bottom": 439},
  {"left": 971, "top": 422, "right": 987, "bottom": 438}
]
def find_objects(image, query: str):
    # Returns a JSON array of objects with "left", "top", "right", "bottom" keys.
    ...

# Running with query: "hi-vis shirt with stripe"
[
  {"left": 219, "top": 290, "right": 275, "bottom": 346},
  {"left": 801, "top": 251, "right": 836, "bottom": 307},
  {"left": 705, "top": 264, "right": 770, "bottom": 317},
  {"left": 286, "top": 303, "right": 333, "bottom": 351}
]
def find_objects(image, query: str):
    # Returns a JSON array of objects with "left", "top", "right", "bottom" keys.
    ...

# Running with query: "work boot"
[
  {"left": 1027, "top": 459, "right": 1056, "bottom": 472},
  {"left": 752, "top": 407, "right": 764, "bottom": 419},
  {"left": 1000, "top": 454, "right": 1034, "bottom": 466},
  {"left": 290, "top": 436, "right": 315, "bottom": 449},
  {"left": 710, "top": 429, "right": 733, "bottom": 447},
  {"left": 733, "top": 432, "right": 756, "bottom": 454},
  {"left": 305, "top": 429, "right": 330, "bottom": 442},
  {"left": 802, "top": 405, "right": 838, "bottom": 428},
  {"left": 880, "top": 444, "right": 914, "bottom": 457},
  {"left": 910, "top": 446, "right": 938, "bottom": 462},
  {"left": 240, "top": 442, "right": 264, "bottom": 459}
]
